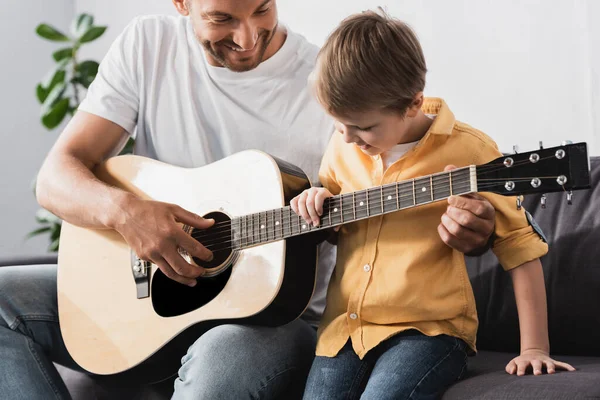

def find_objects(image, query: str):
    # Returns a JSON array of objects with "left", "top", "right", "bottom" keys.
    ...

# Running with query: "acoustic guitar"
[{"left": 57, "top": 142, "right": 590, "bottom": 381}]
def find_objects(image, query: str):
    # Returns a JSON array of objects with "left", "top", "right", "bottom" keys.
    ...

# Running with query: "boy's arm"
[{"left": 506, "top": 259, "right": 576, "bottom": 375}]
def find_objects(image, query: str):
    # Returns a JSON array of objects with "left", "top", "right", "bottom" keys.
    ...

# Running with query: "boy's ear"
[{"left": 406, "top": 92, "right": 424, "bottom": 118}]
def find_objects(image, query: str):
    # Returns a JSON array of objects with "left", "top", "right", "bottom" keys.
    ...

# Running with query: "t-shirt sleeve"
[
  {"left": 318, "top": 133, "right": 342, "bottom": 195},
  {"left": 78, "top": 18, "right": 141, "bottom": 135},
  {"left": 474, "top": 139, "right": 549, "bottom": 271}
]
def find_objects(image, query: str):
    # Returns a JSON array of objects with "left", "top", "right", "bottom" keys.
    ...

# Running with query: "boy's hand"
[
  {"left": 438, "top": 165, "right": 495, "bottom": 255},
  {"left": 505, "top": 349, "right": 576, "bottom": 376},
  {"left": 290, "top": 187, "right": 334, "bottom": 227}
]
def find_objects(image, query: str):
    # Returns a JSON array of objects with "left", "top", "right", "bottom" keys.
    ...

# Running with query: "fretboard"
[{"left": 232, "top": 166, "right": 476, "bottom": 250}]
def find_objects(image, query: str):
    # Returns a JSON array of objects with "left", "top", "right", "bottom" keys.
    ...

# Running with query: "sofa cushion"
[
  {"left": 442, "top": 351, "right": 600, "bottom": 400},
  {"left": 467, "top": 156, "right": 600, "bottom": 356}
]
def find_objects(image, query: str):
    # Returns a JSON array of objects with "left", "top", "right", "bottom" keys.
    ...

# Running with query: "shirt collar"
[{"left": 422, "top": 97, "right": 455, "bottom": 136}]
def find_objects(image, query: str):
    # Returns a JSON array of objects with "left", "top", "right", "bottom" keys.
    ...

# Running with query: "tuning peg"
[
  {"left": 516, "top": 196, "right": 522, "bottom": 210},
  {"left": 541, "top": 194, "right": 547, "bottom": 209},
  {"left": 561, "top": 140, "right": 573, "bottom": 146},
  {"left": 513, "top": 145, "right": 519, "bottom": 154},
  {"left": 567, "top": 191, "right": 573, "bottom": 205},
  {"left": 539, "top": 141, "right": 544, "bottom": 149}
]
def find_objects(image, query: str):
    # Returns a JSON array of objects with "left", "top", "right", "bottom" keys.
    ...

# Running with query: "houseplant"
[{"left": 29, "top": 13, "right": 133, "bottom": 251}]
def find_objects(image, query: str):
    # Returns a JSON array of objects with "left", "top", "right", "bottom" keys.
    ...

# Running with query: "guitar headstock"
[{"left": 476, "top": 142, "right": 591, "bottom": 201}]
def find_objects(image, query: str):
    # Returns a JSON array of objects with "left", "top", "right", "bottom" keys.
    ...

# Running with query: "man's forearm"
[
  {"left": 509, "top": 258, "right": 550, "bottom": 353},
  {"left": 36, "top": 152, "right": 135, "bottom": 230}
]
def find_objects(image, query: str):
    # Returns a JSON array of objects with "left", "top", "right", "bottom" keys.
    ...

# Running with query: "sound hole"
[
  {"left": 151, "top": 211, "right": 233, "bottom": 317},
  {"left": 191, "top": 211, "right": 233, "bottom": 275}
]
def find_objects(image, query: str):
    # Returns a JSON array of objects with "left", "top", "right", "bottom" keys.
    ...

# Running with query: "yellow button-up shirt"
[{"left": 316, "top": 98, "right": 548, "bottom": 358}]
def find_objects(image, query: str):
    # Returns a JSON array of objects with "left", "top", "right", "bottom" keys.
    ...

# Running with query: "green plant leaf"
[
  {"left": 36, "top": 84, "right": 49, "bottom": 104},
  {"left": 41, "top": 58, "right": 70, "bottom": 88},
  {"left": 53, "top": 47, "right": 74, "bottom": 62},
  {"left": 119, "top": 137, "right": 136, "bottom": 155},
  {"left": 79, "top": 26, "right": 107, "bottom": 43},
  {"left": 75, "top": 60, "right": 100, "bottom": 88},
  {"left": 49, "top": 237, "right": 60, "bottom": 252},
  {"left": 71, "top": 14, "right": 94, "bottom": 37},
  {"left": 42, "top": 98, "right": 70, "bottom": 129},
  {"left": 40, "top": 82, "right": 67, "bottom": 115},
  {"left": 26, "top": 226, "right": 52, "bottom": 239},
  {"left": 36, "top": 24, "right": 70, "bottom": 42}
]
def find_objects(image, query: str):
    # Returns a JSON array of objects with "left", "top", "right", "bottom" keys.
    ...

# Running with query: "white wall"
[
  {"left": 2, "top": 0, "right": 597, "bottom": 257},
  {"left": 0, "top": 0, "right": 74, "bottom": 258},
  {"left": 278, "top": 0, "right": 600, "bottom": 155},
  {"left": 74, "top": 0, "right": 599, "bottom": 155}
]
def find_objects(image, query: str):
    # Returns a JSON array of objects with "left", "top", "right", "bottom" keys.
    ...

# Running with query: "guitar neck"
[{"left": 233, "top": 166, "right": 476, "bottom": 250}]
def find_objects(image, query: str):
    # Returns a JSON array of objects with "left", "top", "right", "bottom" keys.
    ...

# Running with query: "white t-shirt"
[
  {"left": 79, "top": 15, "right": 336, "bottom": 326},
  {"left": 381, "top": 141, "right": 419, "bottom": 170}
]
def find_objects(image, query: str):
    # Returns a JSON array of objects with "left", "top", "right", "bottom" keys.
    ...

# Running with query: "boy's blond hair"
[{"left": 313, "top": 8, "right": 427, "bottom": 117}]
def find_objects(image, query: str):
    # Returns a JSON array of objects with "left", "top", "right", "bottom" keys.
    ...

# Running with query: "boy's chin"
[{"left": 358, "top": 145, "right": 382, "bottom": 156}]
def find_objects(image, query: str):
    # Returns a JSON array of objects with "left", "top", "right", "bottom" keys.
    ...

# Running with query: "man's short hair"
[{"left": 313, "top": 8, "right": 427, "bottom": 116}]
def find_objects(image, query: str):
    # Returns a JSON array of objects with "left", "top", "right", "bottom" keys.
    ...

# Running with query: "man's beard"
[{"left": 201, "top": 24, "right": 278, "bottom": 72}]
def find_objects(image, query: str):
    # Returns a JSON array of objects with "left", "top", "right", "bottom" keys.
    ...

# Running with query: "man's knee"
[{"left": 173, "top": 321, "right": 316, "bottom": 399}]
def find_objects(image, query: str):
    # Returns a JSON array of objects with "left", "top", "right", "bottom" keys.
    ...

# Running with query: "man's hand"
[
  {"left": 437, "top": 165, "right": 495, "bottom": 255},
  {"left": 113, "top": 195, "right": 214, "bottom": 287}
]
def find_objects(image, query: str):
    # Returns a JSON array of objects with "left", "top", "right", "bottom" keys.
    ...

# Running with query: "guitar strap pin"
[{"left": 540, "top": 194, "right": 547, "bottom": 209}]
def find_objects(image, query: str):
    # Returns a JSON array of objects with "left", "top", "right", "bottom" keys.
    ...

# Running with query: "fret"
[
  {"left": 368, "top": 188, "right": 381, "bottom": 216},
  {"left": 432, "top": 173, "right": 451, "bottom": 201},
  {"left": 340, "top": 194, "right": 344, "bottom": 223},
  {"left": 395, "top": 182, "right": 400, "bottom": 209},
  {"left": 366, "top": 189, "right": 370, "bottom": 216},
  {"left": 329, "top": 196, "right": 343, "bottom": 225},
  {"left": 322, "top": 199, "right": 331, "bottom": 228},
  {"left": 247, "top": 215, "right": 252, "bottom": 246},
  {"left": 275, "top": 208, "right": 282, "bottom": 240},
  {"left": 415, "top": 177, "right": 432, "bottom": 205},
  {"left": 244, "top": 215, "right": 249, "bottom": 247},
  {"left": 258, "top": 212, "right": 264, "bottom": 243},
  {"left": 430, "top": 176, "right": 434, "bottom": 201},
  {"left": 268, "top": 210, "right": 273, "bottom": 241},
  {"left": 352, "top": 192, "right": 356, "bottom": 220},
  {"left": 380, "top": 186, "right": 384, "bottom": 213},
  {"left": 283, "top": 208, "right": 290, "bottom": 238},
  {"left": 382, "top": 185, "right": 396, "bottom": 213},
  {"left": 253, "top": 213, "right": 258, "bottom": 245},
  {"left": 449, "top": 171, "right": 453, "bottom": 196},
  {"left": 412, "top": 179, "right": 416, "bottom": 206},
  {"left": 298, "top": 213, "right": 306, "bottom": 232},
  {"left": 355, "top": 190, "right": 368, "bottom": 220},
  {"left": 451, "top": 168, "right": 471, "bottom": 195}
]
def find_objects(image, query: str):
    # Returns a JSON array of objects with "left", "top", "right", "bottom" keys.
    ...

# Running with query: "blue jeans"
[
  {"left": 303, "top": 331, "right": 468, "bottom": 400},
  {"left": 0, "top": 264, "right": 316, "bottom": 400}
]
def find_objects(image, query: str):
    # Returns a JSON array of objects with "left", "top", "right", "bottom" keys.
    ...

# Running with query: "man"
[{"left": 0, "top": 1, "right": 495, "bottom": 398}]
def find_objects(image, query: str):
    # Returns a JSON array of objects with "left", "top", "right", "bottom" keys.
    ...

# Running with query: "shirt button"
[
  {"left": 349, "top": 313, "right": 358, "bottom": 320},
  {"left": 363, "top": 264, "right": 371, "bottom": 272}
]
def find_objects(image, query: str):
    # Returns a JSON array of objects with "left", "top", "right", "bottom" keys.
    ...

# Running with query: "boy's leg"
[
  {"left": 361, "top": 331, "right": 468, "bottom": 400},
  {"left": 0, "top": 264, "right": 79, "bottom": 400},
  {"left": 302, "top": 341, "right": 373, "bottom": 400},
  {"left": 173, "top": 320, "right": 317, "bottom": 400}
]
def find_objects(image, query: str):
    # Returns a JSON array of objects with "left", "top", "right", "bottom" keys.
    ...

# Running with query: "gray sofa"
[{"left": 2, "top": 157, "right": 599, "bottom": 399}]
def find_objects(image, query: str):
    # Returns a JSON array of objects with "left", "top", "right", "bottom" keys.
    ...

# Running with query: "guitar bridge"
[{"left": 131, "top": 252, "right": 150, "bottom": 299}]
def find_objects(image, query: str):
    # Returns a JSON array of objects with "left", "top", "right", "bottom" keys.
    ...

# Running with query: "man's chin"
[{"left": 223, "top": 56, "right": 262, "bottom": 72}]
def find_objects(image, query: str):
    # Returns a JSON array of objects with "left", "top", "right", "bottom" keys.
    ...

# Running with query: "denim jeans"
[
  {"left": 0, "top": 264, "right": 317, "bottom": 400},
  {"left": 303, "top": 330, "right": 468, "bottom": 400}
]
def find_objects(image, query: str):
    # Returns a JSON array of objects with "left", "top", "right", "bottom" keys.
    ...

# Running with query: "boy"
[{"left": 291, "top": 9, "right": 575, "bottom": 399}]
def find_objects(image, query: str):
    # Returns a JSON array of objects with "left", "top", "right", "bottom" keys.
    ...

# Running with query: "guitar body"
[{"left": 57, "top": 150, "right": 318, "bottom": 381}]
